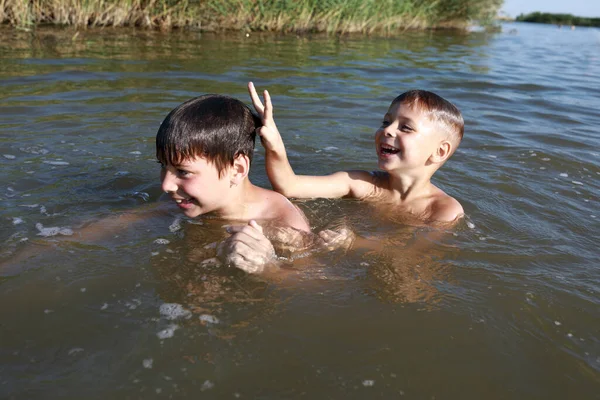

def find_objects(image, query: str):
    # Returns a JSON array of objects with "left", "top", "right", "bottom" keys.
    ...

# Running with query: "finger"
[
  {"left": 263, "top": 90, "right": 273, "bottom": 121},
  {"left": 237, "top": 224, "right": 267, "bottom": 241},
  {"left": 249, "top": 219, "right": 264, "bottom": 234},
  {"left": 226, "top": 240, "right": 272, "bottom": 267},
  {"left": 227, "top": 230, "right": 273, "bottom": 254},
  {"left": 319, "top": 229, "right": 334, "bottom": 239},
  {"left": 248, "top": 82, "right": 265, "bottom": 115},
  {"left": 225, "top": 224, "right": 247, "bottom": 234}
]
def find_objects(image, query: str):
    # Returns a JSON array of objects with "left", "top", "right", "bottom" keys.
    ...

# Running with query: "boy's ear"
[
  {"left": 430, "top": 140, "right": 453, "bottom": 164},
  {"left": 229, "top": 153, "right": 250, "bottom": 185}
]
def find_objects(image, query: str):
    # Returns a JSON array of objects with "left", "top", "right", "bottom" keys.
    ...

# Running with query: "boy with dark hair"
[
  {"left": 157, "top": 94, "right": 311, "bottom": 273},
  {"left": 248, "top": 83, "right": 464, "bottom": 225}
]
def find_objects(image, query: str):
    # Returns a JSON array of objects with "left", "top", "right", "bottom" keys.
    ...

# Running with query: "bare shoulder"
[
  {"left": 257, "top": 187, "right": 310, "bottom": 232},
  {"left": 344, "top": 170, "right": 380, "bottom": 199},
  {"left": 429, "top": 190, "right": 464, "bottom": 224}
]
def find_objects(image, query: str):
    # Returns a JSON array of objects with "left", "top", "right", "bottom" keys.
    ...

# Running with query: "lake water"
[{"left": 1, "top": 22, "right": 598, "bottom": 398}]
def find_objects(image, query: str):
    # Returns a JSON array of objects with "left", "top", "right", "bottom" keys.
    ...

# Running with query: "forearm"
[{"left": 264, "top": 146, "right": 302, "bottom": 197}]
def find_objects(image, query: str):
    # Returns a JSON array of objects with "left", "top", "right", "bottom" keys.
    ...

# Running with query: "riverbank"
[
  {"left": 1, "top": 0, "right": 502, "bottom": 33},
  {"left": 516, "top": 12, "right": 600, "bottom": 28}
]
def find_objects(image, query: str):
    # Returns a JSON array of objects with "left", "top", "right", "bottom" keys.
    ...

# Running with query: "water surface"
[{"left": 1, "top": 22, "right": 599, "bottom": 398}]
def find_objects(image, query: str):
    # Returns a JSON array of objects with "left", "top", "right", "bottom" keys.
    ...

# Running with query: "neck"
[
  {"left": 215, "top": 178, "right": 255, "bottom": 220},
  {"left": 387, "top": 170, "right": 433, "bottom": 202}
]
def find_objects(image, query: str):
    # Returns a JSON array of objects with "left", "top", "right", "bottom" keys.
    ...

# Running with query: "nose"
[
  {"left": 161, "top": 169, "right": 177, "bottom": 193},
  {"left": 384, "top": 125, "right": 396, "bottom": 138}
]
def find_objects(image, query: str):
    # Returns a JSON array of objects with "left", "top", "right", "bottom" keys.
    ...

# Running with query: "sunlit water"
[{"left": 1, "top": 22, "right": 598, "bottom": 398}]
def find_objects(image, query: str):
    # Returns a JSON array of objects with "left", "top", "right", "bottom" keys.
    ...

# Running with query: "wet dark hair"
[
  {"left": 156, "top": 94, "right": 261, "bottom": 177},
  {"left": 391, "top": 90, "right": 464, "bottom": 152}
]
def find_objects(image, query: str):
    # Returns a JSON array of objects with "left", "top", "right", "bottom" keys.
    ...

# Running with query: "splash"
[{"left": 35, "top": 223, "right": 73, "bottom": 237}]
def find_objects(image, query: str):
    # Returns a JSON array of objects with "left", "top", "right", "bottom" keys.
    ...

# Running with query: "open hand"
[
  {"left": 218, "top": 220, "right": 277, "bottom": 274},
  {"left": 248, "top": 82, "right": 284, "bottom": 151}
]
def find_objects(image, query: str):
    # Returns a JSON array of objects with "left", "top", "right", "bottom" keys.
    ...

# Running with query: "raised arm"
[{"left": 248, "top": 82, "right": 372, "bottom": 199}]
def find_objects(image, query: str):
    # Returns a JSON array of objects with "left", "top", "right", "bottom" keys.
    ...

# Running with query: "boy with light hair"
[{"left": 248, "top": 83, "right": 464, "bottom": 224}]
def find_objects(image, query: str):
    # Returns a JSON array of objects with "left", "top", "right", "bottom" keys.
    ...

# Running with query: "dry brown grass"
[{"left": 0, "top": 0, "right": 501, "bottom": 33}]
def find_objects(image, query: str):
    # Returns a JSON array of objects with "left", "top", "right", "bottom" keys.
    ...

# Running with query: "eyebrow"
[{"left": 387, "top": 113, "right": 416, "bottom": 126}]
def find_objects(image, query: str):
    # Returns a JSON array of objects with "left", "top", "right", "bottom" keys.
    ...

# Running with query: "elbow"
[{"left": 274, "top": 185, "right": 295, "bottom": 198}]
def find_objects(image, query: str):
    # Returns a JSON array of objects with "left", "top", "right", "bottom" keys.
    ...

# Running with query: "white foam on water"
[
  {"left": 3, "top": 154, "right": 16, "bottom": 159},
  {"left": 466, "top": 221, "right": 476, "bottom": 229},
  {"left": 169, "top": 218, "right": 182, "bottom": 232},
  {"left": 324, "top": 146, "right": 338, "bottom": 151},
  {"left": 114, "top": 171, "right": 129, "bottom": 176},
  {"left": 44, "top": 309, "right": 54, "bottom": 314},
  {"left": 19, "top": 204, "right": 38, "bottom": 208},
  {"left": 571, "top": 181, "right": 583, "bottom": 185},
  {"left": 39, "top": 205, "right": 46, "bottom": 214},
  {"left": 129, "top": 151, "right": 142, "bottom": 155},
  {"left": 200, "top": 380, "right": 214, "bottom": 391},
  {"left": 151, "top": 252, "right": 159, "bottom": 256},
  {"left": 43, "top": 161, "right": 70, "bottom": 166},
  {"left": 20, "top": 146, "right": 49, "bottom": 155},
  {"left": 559, "top": 173, "right": 568, "bottom": 177},
  {"left": 126, "top": 299, "right": 141, "bottom": 310},
  {"left": 157, "top": 324, "right": 178, "bottom": 339},
  {"left": 80, "top": 288, "right": 86, "bottom": 293},
  {"left": 488, "top": 155, "right": 497, "bottom": 158},
  {"left": 362, "top": 380, "right": 375, "bottom": 387},
  {"left": 101, "top": 303, "right": 108, "bottom": 310},
  {"left": 68, "top": 348, "right": 84, "bottom": 356},
  {"left": 199, "top": 314, "right": 219, "bottom": 324},
  {"left": 200, "top": 258, "right": 220, "bottom": 267},
  {"left": 12, "top": 217, "right": 23, "bottom": 225},
  {"left": 159, "top": 303, "right": 192, "bottom": 320},
  {"left": 133, "top": 191, "right": 149, "bottom": 201},
  {"left": 554, "top": 321, "right": 562, "bottom": 326},
  {"left": 35, "top": 223, "right": 73, "bottom": 237},
  {"left": 143, "top": 358, "right": 153, "bottom": 369},
  {"left": 154, "top": 238, "right": 170, "bottom": 245}
]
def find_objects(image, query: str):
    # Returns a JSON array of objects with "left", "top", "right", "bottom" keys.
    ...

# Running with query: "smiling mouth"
[
  {"left": 380, "top": 144, "right": 400, "bottom": 155},
  {"left": 174, "top": 198, "right": 194, "bottom": 205}
]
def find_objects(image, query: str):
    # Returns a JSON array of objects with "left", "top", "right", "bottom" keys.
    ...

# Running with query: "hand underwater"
[
  {"left": 318, "top": 228, "right": 355, "bottom": 252},
  {"left": 218, "top": 220, "right": 277, "bottom": 274}
]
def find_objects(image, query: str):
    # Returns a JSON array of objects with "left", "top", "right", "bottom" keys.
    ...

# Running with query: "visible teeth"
[{"left": 175, "top": 200, "right": 182, "bottom": 204}]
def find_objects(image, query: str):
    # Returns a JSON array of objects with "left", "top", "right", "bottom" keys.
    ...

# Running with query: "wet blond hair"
[{"left": 391, "top": 90, "right": 464, "bottom": 154}]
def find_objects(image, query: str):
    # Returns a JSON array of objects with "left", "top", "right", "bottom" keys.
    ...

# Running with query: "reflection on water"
[{"left": 1, "top": 22, "right": 599, "bottom": 398}]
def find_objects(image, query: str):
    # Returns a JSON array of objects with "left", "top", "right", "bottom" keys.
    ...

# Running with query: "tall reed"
[{"left": 1, "top": 0, "right": 502, "bottom": 32}]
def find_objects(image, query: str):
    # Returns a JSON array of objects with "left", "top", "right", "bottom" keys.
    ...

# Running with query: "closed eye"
[
  {"left": 400, "top": 124, "right": 413, "bottom": 132},
  {"left": 177, "top": 169, "right": 190, "bottom": 177}
]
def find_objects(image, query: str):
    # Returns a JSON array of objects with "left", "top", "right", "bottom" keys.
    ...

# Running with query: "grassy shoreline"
[
  {"left": 1, "top": 0, "right": 502, "bottom": 33},
  {"left": 516, "top": 12, "right": 600, "bottom": 28}
]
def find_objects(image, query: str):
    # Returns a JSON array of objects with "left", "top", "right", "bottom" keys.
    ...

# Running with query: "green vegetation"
[
  {"left": 516, "top": 12, "right": 600, "bottom": 27},
  {"left": 1, "top": 0, "right": 502, "bottom": 33}
]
